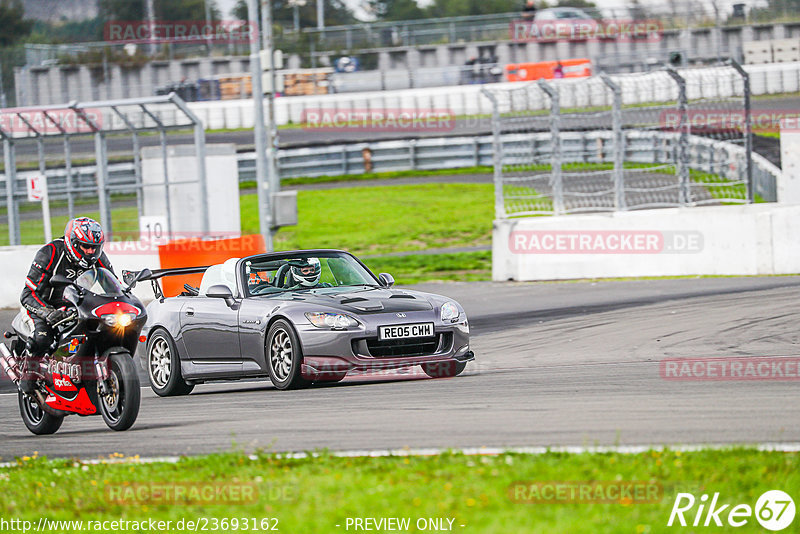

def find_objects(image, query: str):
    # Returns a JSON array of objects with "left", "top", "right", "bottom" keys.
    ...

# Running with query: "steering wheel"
[{"left": 249, "top": 281, "right": 274, "bottom": 294}]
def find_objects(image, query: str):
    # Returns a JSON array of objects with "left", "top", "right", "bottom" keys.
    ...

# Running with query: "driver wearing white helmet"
[{"left": 287, "top": 257, "right": 322, "bottom": 289}]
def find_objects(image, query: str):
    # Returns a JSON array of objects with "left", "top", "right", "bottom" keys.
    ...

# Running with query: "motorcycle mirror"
[
  {"left": 50, "top": 274, "right": 74, "bottom": 287},
  {"left": 135, "top": 268, "right": 153, "bottom": 282}
]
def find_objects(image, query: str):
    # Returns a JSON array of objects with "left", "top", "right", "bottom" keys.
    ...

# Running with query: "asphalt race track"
[{"left": 1, "top": 276, "right": 799, "bottom": 460}]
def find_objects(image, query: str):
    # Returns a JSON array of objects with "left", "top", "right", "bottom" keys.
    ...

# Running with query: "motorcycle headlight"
[
  {"left": 101, "top": 312, "right": 136, "bottom": 328},
  {"left": 305, "top": 312, "right": 360, "bottom": 330},
  {"left": 441, "top": 302, "right": 460, "bottom": 322}
]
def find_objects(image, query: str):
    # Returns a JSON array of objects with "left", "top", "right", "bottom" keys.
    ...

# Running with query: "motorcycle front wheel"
[
  {"left": 98, "top": 353, "right": 140, "bottom": 432},
  {"left": 18, "top": 391, "right": 64, "bottom": 435}
]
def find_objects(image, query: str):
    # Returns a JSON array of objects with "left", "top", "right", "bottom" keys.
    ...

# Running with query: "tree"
[
  {"left": 368, "top": 0, "right": 425, "bottom": 21},
  {"left": 99, "top": 0, "right": 221, "bottom": 22},
  {"left": 0, "top": 0, "right": 33, "bottom": 46},
  {"left": 424, "top": 0, "right": 518, "bottom": 19},
  {"left": 232, "top": 0, "right": 356, "bottom": 28}
]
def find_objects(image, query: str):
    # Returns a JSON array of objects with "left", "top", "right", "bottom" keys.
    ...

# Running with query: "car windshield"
[
  {"left": 75, "top": 268, "right": 125, "bottom": 296},
  {"left": 243, "top": 252, "right": 379, "bottom": 296}
]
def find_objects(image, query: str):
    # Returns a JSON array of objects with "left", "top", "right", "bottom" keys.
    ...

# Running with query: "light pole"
[
  {"left": 247, "top": 0, "right": 273, "bottom": 250},
  {"left": 262, "top": 0, "right": 280, "bottom": 249}
]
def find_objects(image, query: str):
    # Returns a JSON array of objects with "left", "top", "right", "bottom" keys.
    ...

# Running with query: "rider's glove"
[{"left": 44, "top": 308, "right": 70, "bottom": 324}]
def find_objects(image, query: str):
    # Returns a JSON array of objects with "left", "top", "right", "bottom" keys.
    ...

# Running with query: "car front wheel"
[{"left": 267, "top": 320, "right": 310, "bottom": 390}]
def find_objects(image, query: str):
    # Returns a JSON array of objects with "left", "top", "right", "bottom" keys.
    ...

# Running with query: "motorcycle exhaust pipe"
[{"left": 0, "top": 343, "right": 20, "bottom": 384}]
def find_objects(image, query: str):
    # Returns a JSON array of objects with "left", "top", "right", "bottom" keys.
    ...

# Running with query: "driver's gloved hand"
[{"left": 44, "top": 308, "right": 69, "bottom": 324}]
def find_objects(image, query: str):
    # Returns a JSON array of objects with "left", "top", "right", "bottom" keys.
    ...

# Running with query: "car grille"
[{"left": 362, "top": 333, "right": 452, "bottom": 358}]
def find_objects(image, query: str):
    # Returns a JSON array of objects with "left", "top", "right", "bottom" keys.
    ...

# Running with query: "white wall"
[{"left": 493, "top": 204, "right": 800, "bottom": 281}]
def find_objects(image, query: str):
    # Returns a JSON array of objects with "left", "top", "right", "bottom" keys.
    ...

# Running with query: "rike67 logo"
[{"left": 668, "top": 490, "right": 796, "bottom": 531}]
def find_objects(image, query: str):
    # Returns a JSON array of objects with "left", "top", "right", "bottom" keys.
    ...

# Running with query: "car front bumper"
[{"left": 295, "top": 314, "right": 472, "bottom": 381}]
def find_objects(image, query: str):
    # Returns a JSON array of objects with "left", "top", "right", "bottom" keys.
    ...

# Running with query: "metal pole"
[
  {"left": 317, "top": 0, "right": 324, "bottom": 30},
  {"left": 666, "top": 67, "right": 690, "bottom": 205},
  {"left": 205, "top": 0, "right": 213, "bottom": 56},
  {"left": 36, "top": 138, "right": 52, "bottom": 242},
  {"left": 64, "top": 136, "right": 74, "bottom": 219},
  {"left": 158, "top": 128, "right": 173, "bottom": 236},
  {"left": 15, "top": 112, "right": 52, "bottom": 241},
  {"left": 145, "top": 0, "right": 157, "bottom": 56},
  {"left": 109, "top": 106, "right": 144, "bottom": 222},
  {"left": 3, "top": 137, "right": 19, "bottom": 245},
  {"left": 0, "top": 65, "right": 6, "bottom": 108},
  {"left": 248, "top": 0, "right": 273, "bottom": 250},
  {"left": 264, "top": 0, "right": 280, "bottom": 248},
  {"left": 170, "top": 94, "right": 211, "bottom": 234},
  {"left": 481, "top": 88, "right": 505, "bottom": 220},
  {"left": 94, "top": 132, "right": 112, "bottom": 237},
  {"left": 728, "top": 59, "right": 754, "bottom": 203},
  {"left": 41, "top": 110, "right": 75, "bottom": 219},
  {"left": 601, "top": 73, "right": 626, "bottom": 211},
  {"left": 538, "top": 79, "right": 563, "bottom": 215}
]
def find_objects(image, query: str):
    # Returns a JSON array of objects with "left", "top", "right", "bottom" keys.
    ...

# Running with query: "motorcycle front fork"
[{"left": 95, "top": 356, "right": 111, "bottom": 396}]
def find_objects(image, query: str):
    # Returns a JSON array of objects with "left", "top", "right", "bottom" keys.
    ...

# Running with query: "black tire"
[
  {"left": 422, "top": 360, "right": 467, "bottom": 378},
  {"left": 98, "top": 353, "right": 140, "bottom": 432},
  {"left": 18, "top": 391, "right": 64, "bottom": 435},
  {"left": 146, "top": 329, "right": 195, "bottom": 397},
  {"left": 267, "top": 319, "right": 310, "bottom": 390}
]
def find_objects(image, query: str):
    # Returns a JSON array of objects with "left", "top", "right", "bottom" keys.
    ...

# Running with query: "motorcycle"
[{"left": 0, "top": 267, "right": 150, "bottom": 435}]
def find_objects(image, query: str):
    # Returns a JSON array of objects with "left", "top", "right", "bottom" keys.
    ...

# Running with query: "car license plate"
[{"left": 378, "top": 322, "right": 435, "bottom": 341}]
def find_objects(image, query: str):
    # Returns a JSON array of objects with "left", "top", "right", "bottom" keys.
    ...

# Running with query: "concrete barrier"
[{"left": 493, "top": 204, "right": 800, "bottom": 281}]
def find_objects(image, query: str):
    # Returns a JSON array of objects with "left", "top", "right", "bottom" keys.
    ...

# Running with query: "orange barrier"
[
  {"left": 504, "top": 58, "right": 592, "bottom": 82},
  {"left": 157, "top": 235, "right": 267, "bottom": 297}
]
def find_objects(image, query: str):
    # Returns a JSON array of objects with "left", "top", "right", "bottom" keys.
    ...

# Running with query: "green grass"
[
  {"left": 1, "top": 448, "right": 797, "bottom": 533},
  {"left": 245, "top": 183, "right": 495, "bottom": 257},
  {"left": 363, "top": 251, "right": 492, "bottom": 284},
  {"left": 240, "top": 166, "right": 492, "bottom": 189}
]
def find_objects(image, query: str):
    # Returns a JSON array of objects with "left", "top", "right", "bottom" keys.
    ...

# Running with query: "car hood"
[{"left": 273, "top": 287, "right": 434, "bottom": 314}]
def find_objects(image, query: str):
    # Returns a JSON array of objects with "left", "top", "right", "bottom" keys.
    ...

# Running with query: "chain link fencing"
[{"left": 484, "top": 62, "right": 755, "bottom": 218}]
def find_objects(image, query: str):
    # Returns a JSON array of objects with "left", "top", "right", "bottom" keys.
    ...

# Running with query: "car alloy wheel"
[
  {"left": 149, "top": 337, "right": 171, "bottom": 389},
  {"left": 270, "top": 328, "right": 293, "bottom": 382}
]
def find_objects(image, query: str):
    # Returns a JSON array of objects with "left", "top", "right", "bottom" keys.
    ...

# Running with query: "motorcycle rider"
[{"left": 18, "top": 217, "right": 114, "bottom": 393}]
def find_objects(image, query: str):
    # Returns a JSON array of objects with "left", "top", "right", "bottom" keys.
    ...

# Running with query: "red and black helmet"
[{"left": 64, "top": 217, "right": 105, "bottom": 269}]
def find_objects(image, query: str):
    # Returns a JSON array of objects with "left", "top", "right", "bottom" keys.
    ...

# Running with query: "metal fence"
[
  {"left": 1, "top": 128, "right": 781, "bottom": 245},
  {"left": 483, "top": 62, "right": 755, "bottom": 218},
  {"left": 0, "top": 94, "right": 209, "bottom": 246}
]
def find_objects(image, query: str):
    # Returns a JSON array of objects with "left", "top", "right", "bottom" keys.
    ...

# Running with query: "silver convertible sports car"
[{"left": 127, "top": 250, "right": 474, "bottom": 395}]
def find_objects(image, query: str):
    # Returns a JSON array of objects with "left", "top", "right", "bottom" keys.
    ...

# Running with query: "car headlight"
[
  {"left": 305, "top": 312, "right": 360, "bottom": 330},
  {"left": 101, "top": 312, "right": 136, "bottom": 327},
  {"left": 441, "top": 302, "right": 460, "bottom": 322}
]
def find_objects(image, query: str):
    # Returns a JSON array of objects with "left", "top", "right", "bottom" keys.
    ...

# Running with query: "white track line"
[{"left": 3, "top": 443, "right": 800, "bottom": 468}]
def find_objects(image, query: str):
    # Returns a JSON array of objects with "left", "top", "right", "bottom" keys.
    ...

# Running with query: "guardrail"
[{"left": 1, "top": 131, "right": 780, "bottom": 210}]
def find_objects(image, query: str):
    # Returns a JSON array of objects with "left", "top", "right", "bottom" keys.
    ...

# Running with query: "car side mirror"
[
  {"left": 378, "top": 273, "right": 395, "bottom": 288},
  {"left": 207, "top": 284, "right": 236, "bottom": 307}
]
